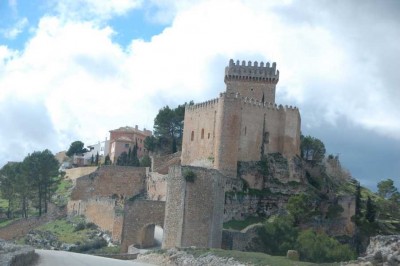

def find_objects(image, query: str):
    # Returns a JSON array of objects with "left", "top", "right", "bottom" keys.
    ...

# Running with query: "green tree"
[
  {"left": 140, "top": 155, "right": 151, "bottom": 167},
  {"left": 116, "top": 152, "right": 128, "bottom": 166},
  {"left": 260, "top": 216, "right": 298, "bottom": 255},
  {"left": 300, "top": 135, "right": 326, "bottom": 165},
  {"left": 377, "top": 179, "right": 398, "bottom": 199},
  {"left": 153, "top": 101, "right": 193, "bottom": 153},
  {"left": 0, "top": 162, "right": 19, "bottom": 218},
  {"left": 365, "top": 196, "right": 376, "bottom": 223},
  {"left": 95, "top": 152, "right": 99, "bottom": 166},
  {"left": 144, "top": 136, "right": 157, "bottom": 152},
  {"left": 104, "top": 155, "right": 111, "bottom": 165},
  {"left": 286, "top": 193, "right": 313, "bottom": 225},
  {"left": 296, "top": 229, "right": 355, "bottom": 263},
  {"left": 66, "top": 141, "right": 87, "bottom": 157}
]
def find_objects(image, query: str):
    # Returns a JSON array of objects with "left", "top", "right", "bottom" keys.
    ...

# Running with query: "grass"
[
  {"left": 181, "top": 248, "right": 340, "bottom": 266},
  {"left": 37, "top": 217, "right": 97, "bottom": 244},
  {"left": 223, "top": 216, "right": 265, "bottom": 230},
  {"left": 53, "top": 179, "right": 73, "bottom": 206},
  {"left": 0, "top": 217, "right": 19, "bottom": 228}
]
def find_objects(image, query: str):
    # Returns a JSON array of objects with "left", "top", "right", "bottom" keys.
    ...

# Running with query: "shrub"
[
  {"left": 183, "top": 170, "right": 196, "bottom": 182},
  {"left": 296, "top": 229, "right": 355, "bottom": 263},
  {"left": 73, "top": 222, "right": 86, "bottom": 232}
]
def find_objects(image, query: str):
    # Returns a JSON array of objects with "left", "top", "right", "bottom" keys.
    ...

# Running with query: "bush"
[
  {"left": 183, "top": 170, "right": 196, "bottom": 182},
  {"left": 259, "top": 216, "right": 298, "bottom": 256},
  {"left": 70, "top": 238, "right": 107, "bottom": 253},
  {"left": 73, "top": 222, "right": 86, "bottom": 232},
  {"left": 295, "top": 229, "right": 355, "bottom": 263}
]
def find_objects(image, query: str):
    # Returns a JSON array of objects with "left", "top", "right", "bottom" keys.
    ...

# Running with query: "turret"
[{"left": 224, "top": 59, "right": 279, "bottom": 103}]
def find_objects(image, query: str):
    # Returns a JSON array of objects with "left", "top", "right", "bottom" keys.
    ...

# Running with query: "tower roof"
[{"left": 224, "top": 59, "right": 279, "bottom": 83}]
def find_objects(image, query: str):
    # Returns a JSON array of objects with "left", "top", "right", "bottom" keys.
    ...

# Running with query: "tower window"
[
  {"left": 244, "top": 126, "right": 247, "bottom": 136},
  {"left": 208, "top": 133, "right": 210, "bottom": 139},
  {"left": 201, "top": 128, "right": 204, "bottom": 139},
  {"left": 191, "top": 131, "right": 194, "bottom": 141}
]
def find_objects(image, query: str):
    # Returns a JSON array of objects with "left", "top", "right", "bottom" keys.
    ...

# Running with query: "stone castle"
[
  {"left": 182, "top": 59, "right": 301, "bottom": 177},
  {"left": 61, "top": 59, "right": 354, "bottom": 253}
]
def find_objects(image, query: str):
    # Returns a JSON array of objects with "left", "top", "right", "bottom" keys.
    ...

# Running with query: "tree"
[
  {"left": 95, "top": 152, "right": 99, "bottom": 166},
  {"left": 140, "top": 155, "right": 151, "bottom": 167},
  {"left": 104, "top": 155, "right": 111, "bottom": 165},
  {"left": 260, "top": 216, "right": 298, "bottom": 255},
  {"left": 365, "top": 196, "right": 376, "bottom": 223},
  {"left": 300, "top": 135, "right": 326, "bottom": 165},
  {"left": 286, "top": 193, "right": 313, "bottom": 225},
  {"left": 377, "top": 179, "right": 398, "bottom": 199},
  {"left": 66, "top": 141, "right": 86, "bottom": 157},
  {"left": 144, "top": 136, "right": 157, "bottom": 152},
  {"left": 0, "top": 163, "right": 19, "bottom": 218},
  {"left": 153, "top": 101, "right": 193, "bottom": 153},
  {"left": 296, "top": 229, "right": 355, "bottom": 263},
  {"left": 116, "top": 152, "right": 128, "bottom": 166}
]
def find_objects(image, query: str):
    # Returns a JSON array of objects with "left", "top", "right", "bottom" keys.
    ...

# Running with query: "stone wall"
[
  {"left": 67, "top": 197, "right": 124, "bottom": 242},
  {"left": 163, "top": 166, "right": 225, "bottom": 249},
  {"left": 64, "top": 166, "right": 98, "bottom": 181},
  {"left": 147, "top": 172, "right": 167, "bottom": 201},
  {"left": 152, "top": 152, "right": 181, "bottom": 175},
  {"left": 120, "top": 200, "right": 165, "bottom": 253},
  {"left": 70, "top": 166, "right": 146, "bottom": 200},
  {"left": 221, "top": 224, "right": 264, "bottom": 252}
]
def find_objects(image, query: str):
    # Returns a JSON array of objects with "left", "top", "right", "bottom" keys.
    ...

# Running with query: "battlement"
[
  {"left": 219, "top": 91, "right": 298, "bottom": 111},
  {"left": 186, "top": 97, "right": 220, "bottom": 111},
  {"left": 224, "top": 59, "right": 279, "bottom": 83}
]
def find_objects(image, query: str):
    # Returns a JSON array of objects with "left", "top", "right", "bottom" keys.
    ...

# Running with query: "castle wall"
[
  {"left": 67, "top": 197, "right": 123, "bottom": 242},
  {"left": 120, "top": 200, "right": 165, "bottom": 253},
  {"left": 163, "top": 166, "right": 225, "bottom": 249},
  {"left": 213, "top": 93, "right": 242, "bottom": 177},
  {"left": 181, "top": 100, "right": 218, "bottom": 168},
  {"left": 147, "top": 172, "right": 167, "bottom": 201},
  {"left": 70, "top": 166, "right": 146, "bottom": 200}
]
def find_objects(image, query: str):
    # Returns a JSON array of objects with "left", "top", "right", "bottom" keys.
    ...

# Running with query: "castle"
[
  {"left": 66, "top": 59, "right": 311, "bottom": 252},
  {"left": 182, "top": 59, "right": 301, "bottom": 177}
]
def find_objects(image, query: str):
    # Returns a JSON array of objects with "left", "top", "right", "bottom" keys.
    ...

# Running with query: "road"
[{"left": 34, "top": 250, "right": 156, "bottom": 266}]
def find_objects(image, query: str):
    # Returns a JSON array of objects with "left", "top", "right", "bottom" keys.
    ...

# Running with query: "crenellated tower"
[{"left": 224, "top": 59, "right": 279, "bottom": 103}]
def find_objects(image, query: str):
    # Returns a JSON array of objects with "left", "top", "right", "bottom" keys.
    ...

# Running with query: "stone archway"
[
  {"left": 120, "top": 200, "right": 165, "bottom": 253},
  {"left": 138, "top": 224, "right": 164, "bottom": 248}
]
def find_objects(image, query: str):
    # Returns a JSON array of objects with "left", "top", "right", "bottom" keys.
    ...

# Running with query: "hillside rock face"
[{"left": 362, "top": 235, "right": 400, "bottom": 265}]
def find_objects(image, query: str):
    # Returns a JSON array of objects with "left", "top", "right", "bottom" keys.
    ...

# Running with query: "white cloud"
[
  {"left": 53, "top": 0, "right": 143, "bottom": 21},
  {"left": 1, "top": 17, "right": 28, "bottom": 39},
  {"left": 0, "top": 0, "right": 399, "bottom": 169}
]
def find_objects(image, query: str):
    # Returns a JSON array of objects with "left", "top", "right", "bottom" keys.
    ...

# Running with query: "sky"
[{"left": 0, "top": 0, "right": 399, "bottom": 190}]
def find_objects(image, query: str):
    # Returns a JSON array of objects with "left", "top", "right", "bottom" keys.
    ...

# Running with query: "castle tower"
[{"left": 224, "top": 59, "right": 279, "bottom": 103}]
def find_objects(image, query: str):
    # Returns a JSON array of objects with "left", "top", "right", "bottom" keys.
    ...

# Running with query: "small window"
[
  {"left": 201, "top": 128, "right": 204, "bottom": 139},
  {"left": 191, "top": 131, "right": 194, "bottom": 141},
  {"left": 125, "top": 143, "right": 129, "bottom": 148},
  {"left": 208, "top": 133, "right": 210, "bottom": 139},
  {"left": 244, "top": 126, "right": 247, "bottom": 136}
]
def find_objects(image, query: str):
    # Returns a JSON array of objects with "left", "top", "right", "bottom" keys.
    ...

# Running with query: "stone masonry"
[{"left": 181, "top": 59, "right": 301, "bottom": 177}]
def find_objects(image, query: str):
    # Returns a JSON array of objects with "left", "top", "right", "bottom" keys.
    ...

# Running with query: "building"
[
  {"left": 109, "top": 125, "right": 152, "bottom": 163},
  {"left": 83, "top": 139, "right": 110, "bottom": 165},
  {"left": 181, "top": 59, "right": 301, "bottom": 177}
]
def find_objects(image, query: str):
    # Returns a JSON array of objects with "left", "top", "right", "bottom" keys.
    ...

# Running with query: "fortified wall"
[{"left": 181, "top": 59, "right": 301, "bottom": 177}]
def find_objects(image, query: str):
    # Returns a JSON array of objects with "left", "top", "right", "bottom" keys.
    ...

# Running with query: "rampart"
[
  {"left": 70, "top": 166, "right": 146, "bottom": 200},
  {"left": 152, "top": 151, "right": 181, "bottom": 175},
  {"left": 67, "top": 197, "right": 124, "bottom": 242},
  {"left": 120, "top": 200, "right": 165, "bottom": 253},
  {"left": 163, "top": 166, "right": 225, "bottom": 249}
]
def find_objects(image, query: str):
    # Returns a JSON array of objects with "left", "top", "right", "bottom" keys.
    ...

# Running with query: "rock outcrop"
[
  {"left": 0, "top": 239, "right": 37, "bottom": 266},
  {"left": 345, "top": 235, "right": 400, "bottom": 266}
]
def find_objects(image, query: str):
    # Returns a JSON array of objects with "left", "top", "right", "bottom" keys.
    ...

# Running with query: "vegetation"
[
  {"left": 116, "top": 144, "right": 140, "bottom": 166},
  {"left": 0, "top": 149, "right": 60, "bottom": 218},
  {"left": 300, "top": 135, "right": 326, "bottom": 165},
  {"left": 66, "top": 140, "right": 87, "bottom": 157},
  {"left": 179, "top": 247, "right": 337, "bottom": 266},
  {"left": 223, "top": 216, "right": 265, "bottom": 230},
  {"left": 183, "top": 169, "right": 196, "bottom": 182},
  {"left": 147, "top": 101, "right": 193, "bottom": 154}
]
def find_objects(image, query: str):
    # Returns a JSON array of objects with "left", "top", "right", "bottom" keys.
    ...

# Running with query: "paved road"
[{"left": 35, "top": 250, "right": 156, "bottom": 266}]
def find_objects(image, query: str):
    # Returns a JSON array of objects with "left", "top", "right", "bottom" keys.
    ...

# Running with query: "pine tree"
[{"left": 365, "top": 196, "right": 376, "bottom": 223}]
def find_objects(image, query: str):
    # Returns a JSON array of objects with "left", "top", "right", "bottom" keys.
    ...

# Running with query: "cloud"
[
  {"left": 0, "top": 0, "right": 399, "bottom": 187},
  {"left": 51, "top": 0, "right": 143, "bottom": 21},
  {"left": 1, "top": 17, "right": 28, "bottom": 39}
]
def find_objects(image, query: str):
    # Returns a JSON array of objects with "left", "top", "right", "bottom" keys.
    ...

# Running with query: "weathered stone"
[{"left": 287, "top": 250, "right": 299, "bottom": 261}]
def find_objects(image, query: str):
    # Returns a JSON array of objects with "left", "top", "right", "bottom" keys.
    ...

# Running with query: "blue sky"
[{"left": 0, "top": 0, "right": 399, "bottom": 190}]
